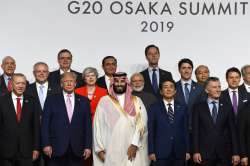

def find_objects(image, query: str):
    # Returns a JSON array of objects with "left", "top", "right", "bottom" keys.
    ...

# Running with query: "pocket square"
[{"left": 243, "top": 99, "right": 248, "bottom": 103}]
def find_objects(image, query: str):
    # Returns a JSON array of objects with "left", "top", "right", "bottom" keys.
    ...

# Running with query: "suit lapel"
[
  {"left": 176, "top": 81, "right": 185, "bottom": 103},
  {"left": 0, "top": 76, "right": 8, "bottom": 92},
  {"left": 59, "top": 93, "right": 71, "bottom": 124},
  {"left": 6, "top": 94, "right": 18, "bottom": 122},
  {"left": 159, "top": 100, "right": 169, "bottom": 121},
  {"left": 203, "top": 102, "right": 215, "bottom": 126}
]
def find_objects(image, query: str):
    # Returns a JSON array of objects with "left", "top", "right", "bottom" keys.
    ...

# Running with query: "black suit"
[
  {"left": 25, "top": 82, "right": 58, "bottom": 166},
  {"left": 48, "top": 69, "right": 84, "bottom": 93},
  {"left": 25, "top": 82, "right": 57, "bottom": 116},
  {"left": 96, "top": 75, "right": 107, "bottom": 90},
  {"left": 238, "top": 102, "right": 250, "bottom": 159},
  {"left": 0, "top": 75, "right": 9, "bottom": 96},
  {"left": 238, "top": 84, "right": 250, "bottom": 100},
  {"left": 220, "top": 88, "right": 249, "bottom": 124},
  {"left": 192, "top": 100, "right": 238, "bottom": 166},
  {"left": 140, "top": 68, "right": 173, "bottom": 98},
  {"left": 0, "top": 93, "right": 40, "bottom": 166}
]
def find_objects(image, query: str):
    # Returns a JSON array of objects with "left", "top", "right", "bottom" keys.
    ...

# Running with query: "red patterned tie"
[
  {"left": 7, "top": 78, "right": 12, "bottom": 92},
  {"left": 16, "top": 98, "right": 22, "bottom": 122}
]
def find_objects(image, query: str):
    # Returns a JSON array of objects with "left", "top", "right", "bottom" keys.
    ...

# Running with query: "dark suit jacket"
[
  {"left": 48, "top": 69, "right": 84, "bottom": 93},
  {"left": 0, "top": 93, "right": 40, "bottom": 158},
  {"left": 238, "top": 83, "right": 250, "bottom": 100},
  {"left": 132, "top": 91, "right": 157, "bottom": 111},
  {"left": 41, "top": 93, "right": 92, "bottom": 157},
  {"left": 0, "top": 75, "right": 8, "bottom": 96},
  {"left": 192, "top": 100, "right": 238, "bottom": 159},
  {"left": 175, "top": 80, "right": 205, "bottom": 128},
  {"left": 0, "top": 75, "right": 29, "bottom": 97},
  {"left": 25, "top": 82, "right": 58, "bottom": 115},
  {"left": 96, "top": 75, "right": 107, "bottom": 90},
  {"left": 140, "top": 68, "right": 173, "bottom": 99},
  {"left": 148, "top": 100, "right": 189, "bottom": 159},
  {"left": 238, "top": 102, "right": 250, "bottom": 158},
  {"left": 220, "top": 88, "right": 249, "bottom": 124}
]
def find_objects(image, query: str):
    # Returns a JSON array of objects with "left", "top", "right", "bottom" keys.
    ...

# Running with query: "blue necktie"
[
  {"left": 167, "top": 103, "right": 174, "bottom": 123},
  {"left": 211, "top": 101, "right": 217, "bottom": 124},
  {"left": 152, "top": 68, "right": 158, "bottom": 93},
  {"left": 184, "top": 83, "right": 190, "bottom": 104}
]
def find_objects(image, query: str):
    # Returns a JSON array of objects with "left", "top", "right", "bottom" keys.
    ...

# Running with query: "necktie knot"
[
  {"left": 211, "top": 101, "right": 217, "bottom": 105},
  {"left": 67, "top": 94, "right": 72, "bottom": 98},
  {"left": 16, "top": 97, "right": 21, "bottom": 102},
  {"left": 232, "top": 90, "right": 237, "bottom": 94},
  {"left": 40, "top": 85, "right": 44, "bottom": 89},
  {"left": 167, "top": 103, "right": 172, "bottom": 107}
]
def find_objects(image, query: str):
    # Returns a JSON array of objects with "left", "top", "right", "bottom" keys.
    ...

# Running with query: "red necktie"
[
  {"left": 16, "top": 98, "right": 22, "bottom": 122},
  {"left": 7, "top": 78, "right": 12, "bottom": 92}
]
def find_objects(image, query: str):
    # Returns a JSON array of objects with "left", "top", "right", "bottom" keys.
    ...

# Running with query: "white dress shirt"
[
  {"left": 148, "top": 67, "right": 160, "bottom": 86},
  {"left": 12, "top": 92, "right": 23, "bottom": 113},
  {"left": 36, "top": 81, "right": 48, "bottom": 100},
  {"left": 163, "top": 99, "right": 175, "bottom": 113},
  {"left": 105, "top": 75, "right": 112, "bottom": 91},
  {"left": 63, "top": 91, "right": 75, "bottom": 112},
  {"left": 244, "top": 83, "right": 250, "bottom": 93}
]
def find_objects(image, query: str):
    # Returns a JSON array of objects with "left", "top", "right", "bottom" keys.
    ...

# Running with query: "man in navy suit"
[
  {"left": 41, "top": 72, "right": 92, "bottom": 166},
  {"left": 220, "top": 67, "right": 249, "bottom": 125},
  {"left": 148, "top": 79, "right": 190, "bottom": 166},
  {"left": 96, "top": 56, "right": 117, "bottom": 91},
  {"left": 140, "top": 44, "right": 173, "bottom": 99},
  {"left": 48, "top": 49, "right": 84, "bottom": 93},
  {"left": 192, "top": 77, "right": 240, "bottom": 166}
]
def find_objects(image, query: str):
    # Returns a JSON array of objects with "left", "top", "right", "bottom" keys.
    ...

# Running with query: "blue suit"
[
  {"left": 148, "top": 100, "right": 189, "bottom": 165},
  {"left": 41, "top": 93, "right": 92, "bottom": 166}
]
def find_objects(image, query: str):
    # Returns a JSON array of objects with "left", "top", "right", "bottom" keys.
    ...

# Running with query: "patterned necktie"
[
  {"left": 184, "top": 83, "right": 190, "bottom": 104},
  {"left": 167, "top": 103, "right": 174, "bottom": 123},
  {"left": 152, "top": 68, "right": 158, "bottom": 93},
  {"left": 232, "top": 91, "right": 238, "bottom": 115},
  {"left": 7, "top": 77, "right": 12, "bottom": 92},
  {"left": 66, "top": 94, "right": 73, "bottom": 122},
  {"left": 211, "top": 101, "right": 217, "bottom": 124},
  {"left": 38, "top": 85, "right": 45, "bottom": 109},
  {"left": 16, "top": 97, "right": 22, "bottom": 123}
]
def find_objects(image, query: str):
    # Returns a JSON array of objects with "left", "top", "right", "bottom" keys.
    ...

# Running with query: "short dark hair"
[
  {"left": 226, "top": 67, "right": 241, "bottom": 79},
  {"left": 102, "top": 56, "right": 117, "bottom": 66},
  {"left": 145, "top": 44, "right": 160, "bottom": 56},
  {"left": 57, "top": 49, "right": 72, "bottom": 59},
  {"left": 204, "top": 77, "right": 220, "bottom": 88},
  {"left": 178, "top": 58, "right": 193, "bottom": 70},
  {"left": 159, "top": 79, "right": 176, "bottom": 90}
]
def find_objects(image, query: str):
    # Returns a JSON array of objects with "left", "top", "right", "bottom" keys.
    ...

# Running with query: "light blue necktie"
[{"left": 38, "top": 85, "right": 45, "bottom": 109}]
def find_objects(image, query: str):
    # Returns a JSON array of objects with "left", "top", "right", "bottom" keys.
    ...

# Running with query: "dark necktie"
[
  {"left": 167, "top": 103, "right": 174, "bottom": 123},
  {"left": 7, "top": 77, "right": 12, "bottom": 92},
  {"left": 152, "top": 68, "right": 158, "bottom": 93},
  {"left": 232, "top": 91, "right": 238, "bottom": 115},
  {"left": 16, "top": 97, "right": 22, "bottom": 123},
  {"left": 211, "top": 101, "right": 217, "bottom": 124},
  {"left": 184, "top": 83, "right": 190, "bottom": 104}
]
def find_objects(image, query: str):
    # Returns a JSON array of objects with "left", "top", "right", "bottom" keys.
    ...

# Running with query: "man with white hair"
[{"left": 93, "top": 72, "right": 149, "bottom": 166}]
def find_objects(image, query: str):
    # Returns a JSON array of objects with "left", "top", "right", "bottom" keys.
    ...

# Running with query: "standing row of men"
[{"left": 1, "top": 45, "right": 250, "bottom": 166}]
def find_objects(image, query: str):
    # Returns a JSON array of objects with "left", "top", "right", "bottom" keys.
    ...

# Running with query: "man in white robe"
[{"left": 93, "top": 72, "right": 149, "bottom": 166}]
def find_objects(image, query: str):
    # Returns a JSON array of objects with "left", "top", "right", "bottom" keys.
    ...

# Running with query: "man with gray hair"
[
  {"left": 239, "top": 65, "right": 250, "bottom": 99},
  {"left": 0, "top": 56, "right": 16, "bottom": 96},
  {"left": 130, "top": 73, "right": 157, "bottom": 111}
]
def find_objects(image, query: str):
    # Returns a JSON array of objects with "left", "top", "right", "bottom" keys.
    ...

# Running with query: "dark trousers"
[
  {"left": 1, "top": 157, "right": 32, "bottom": 166},
  {"left": 201, "top": 158, "right": 230, "bottom": 166},
  {"left": 48, "top": 147, "right": 83, "bottom": 166},
  {"left": 33, "top": 153, "right": 49, "bottom": 166},
  {"left": 154, "top": 159, "right": 185, "bottom": 166}
]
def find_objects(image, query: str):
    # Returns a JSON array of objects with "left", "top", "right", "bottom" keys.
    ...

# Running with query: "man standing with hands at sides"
[
  {"left": 0, "top": 73, "right": 40, "bottom": 166},
  {"left": 140, "top": 44, "right": 173, "bottom": 99},
  {"left": 96, "top": 56, "right": 117, "bottom": 91},
  {"left": 148, "top": 79, "right": 190, "bottom": 166},
  {"left": 192, "top": 77, "right": 240, "bottom": 166},
  {"left": 93, "top": 72, "right": 149, "bottom": 166},
  {"left": 41, "top": 72, "right": 92, "bottom": 166},
  {"left": 0, "top": 56, "right": 16, "bottom": 96}
]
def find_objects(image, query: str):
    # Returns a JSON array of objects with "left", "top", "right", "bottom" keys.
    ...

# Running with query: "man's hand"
[
  {"left": 193, "top": 153, "right": 202, "bottom": 164},
  {"left": 241, "top": 157, "right": 248, "bottom": 166},
  {"left": 98, "top": 151, "right": 105, "bottom": 162},
  {"left": 127, "top": 144, "right": 138, "bottom": 161},
  {"left": 32, "top": 150, "right": 39, "bottom": 161},
  {"left": 148, "top": 153, "right": 156, "bottom": 161},
  {"left": 186, "top": 153, "right": 191, "bottom": 161},
  {"left": 43, "top": 146, "right": 52, "bottom": 158},
  {"left": 83, "top": 149, "right": 91, "bottom": 160},
  {"left": 232, "top": 155, "right": 240, "bottom": 166}
]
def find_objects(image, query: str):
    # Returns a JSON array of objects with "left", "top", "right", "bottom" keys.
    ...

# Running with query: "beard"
[
  {"left": 132, "top": 85, "right": 144, "bottom": 92},
  {"left": 113, "top": 85, "right": 127, "bottom": 94}
]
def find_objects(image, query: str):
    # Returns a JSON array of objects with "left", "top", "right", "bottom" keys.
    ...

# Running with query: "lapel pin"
[{"left": 25, "top": 99, "right": 29, "bottom": 103}]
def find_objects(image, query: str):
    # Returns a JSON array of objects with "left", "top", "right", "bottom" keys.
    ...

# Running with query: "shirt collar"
[
  {"left": 11, "top": 92, "right": 23, "bottom": 100},
  {"left": 148, "top": 67, "right": 159, "bottom": 72},
  {"left": 63, "top": 91, "right": 75, "bottom": 98},
  {"left": 207, "top": 98, "right": 219, "bottom": 104},
  {"left": 3, "top": 74, "right": 11, "bottom": 80},
  {"left": 181, "top": 79, "right": 192, "bottom": 86},
  {"left": 60, "top": 69, "right": 71, "bottom": 75},
  {"left": 36, "top": 81, "right": 48, "bottom": 88},
  {"left": 228, "top": 88, "right": 238, "bottom": 93},
  {"left": 163, "top": 99, "right": 174, "bottom": 107}
]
